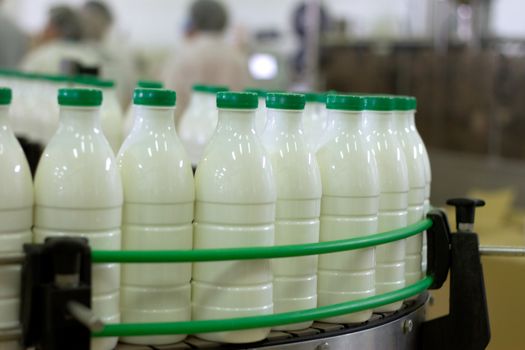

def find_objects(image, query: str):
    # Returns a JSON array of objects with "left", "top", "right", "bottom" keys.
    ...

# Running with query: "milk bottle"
[
  {"left": 316, "top": 94, "right": 379, "bottom": 323},
  {"left": 261, "top": 92, "right": 321, "bottom": 330},
  {"left": 302, "top": 92, "right": 327, "bottom": 152},
  {"left": 118, "top": 88, "right": 194, "bottom": 345},
  {"left": 407, "top": 97, "right": 431, "bottom": 273},
  {"left": 193, "top": 92, "right": 276, "bottom": 343},
  {"left": 74, "top": 77, "right": 124, "bottom": 154},
  {"left": 123, "top": 80, "right": 164, "bottom": 137},
  {"left": 178, "top": 84, "right": 229, "bottom": 166},
  {"left": 363, "top": 95, "right": 409, "bottom": 312},
  {"left": 244, "top": 88, "right": 267, "bottom": 134},
  {"left": 33, "top": 88, "right": 123, "bottom": 350},
  {"left": 393, "top": 96, "right": 426, "bottom": 286},
  {"left": 0, "top": 88, "right": 33, "bottom": 348}
]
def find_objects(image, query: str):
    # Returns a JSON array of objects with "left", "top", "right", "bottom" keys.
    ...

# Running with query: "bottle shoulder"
[
  {"left": 0, "top": 135, "right": 33, "bottom": 207},
  {"left": 317, "top": 144, "right": 380, "bottom": 197},
  {"left": 35, "top": 134, "right": 122, "bottom": 206},
  {"left": 265, "top": 145, "right": 322, "bottom": 199},
  {"left": 195, "top": 136, "right": 276, "bottom": 203},
  {"left": 117, "top": 137, "right": 195, "bottom": 203}
]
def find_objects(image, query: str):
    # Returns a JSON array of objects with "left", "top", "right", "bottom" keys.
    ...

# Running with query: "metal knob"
[
  {"left": 446, "top": 198, "right": 485, "bottom": 232},
  {"left": 67, "top": 302, "right": 104, "bottom": 332}
]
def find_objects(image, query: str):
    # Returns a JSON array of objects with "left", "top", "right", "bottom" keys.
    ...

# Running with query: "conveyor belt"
[{"left": 115, "top": 293, "right": 427, "bottom": 350}]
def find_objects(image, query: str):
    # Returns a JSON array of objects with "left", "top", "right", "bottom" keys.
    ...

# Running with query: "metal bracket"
[
  {"left": 420, "top": 198, "right": 491, "bottom": 350},
  {"left": 20, "top": 237, "right": 94, "bottom": 350}
]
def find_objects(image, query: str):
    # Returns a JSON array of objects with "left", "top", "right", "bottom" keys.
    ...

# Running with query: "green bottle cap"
[
  {"left": 58, "top": 88, "right": 102, "bottom": 107},
  {"left": 133, "top": 88, "right": 176, "bottom": 107},
  {"left": 217, "top": 92, "right": 258, "bottom": 109},
  {"left": 363, "top": 95, "right": 394, "bottom": 111},
  {"left": 193, "top": 84, "right": 229, "bottom": 94},
  {"left": 137, "top": 80, "right": 163, "bottom": 89},
  {"left": 326, "top": 94, "right": 364, "bottom": 111},
  {"left": 244, "top": 88, "right": 267, "bottom": 98},
  {"left": 43, "top": 74, "right": 72, "bottom": 83},
  {"left": 266, "top": 92, "right": 305, "bottom": 110},
  {"left": 408, "top": 96, "right": 417, "bottom": 110},
  {"left": 0, "top": 87, "right": 12, "bottom": 105},
  {"left": 392, "top": 96, "right": 412, "bottom": 111},
  {"left": 0, "top": 69, "right": 18, "bottom": 78},
  {"left": 74, "top": 75, "right": 115, "bottom": 88},
  {"left": 303, "top": 92, "right": 326, "bottom": 103}
]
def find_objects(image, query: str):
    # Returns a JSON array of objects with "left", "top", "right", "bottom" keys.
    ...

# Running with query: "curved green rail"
[
  {"left": 92, "top": 218, "right": 432, "bottom": 263},
  {"left": 93, "top": 276, "right": 433, "bottom": 337}
]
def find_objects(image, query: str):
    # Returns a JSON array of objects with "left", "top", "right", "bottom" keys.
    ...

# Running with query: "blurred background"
[{"left": 1, "top": 1, "right": 525, "bottom": 348}]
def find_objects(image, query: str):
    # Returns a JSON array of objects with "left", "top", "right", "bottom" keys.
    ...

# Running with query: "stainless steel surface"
[
  {"left": 458, "top": 223, "right": 474, "bottom": 232},
  {"left": 244, "top": 302, "right": 425, "bottom": 350},
  {"left": 315, "top": 342, "right": 330, "bottom": 350},
  {"left": 402, "top": 319, "right": 413, "bottom": 334},
  {"left": 479, "top": 245, "right": 525, "bottom": 257},
  {"left": 0, "top": 327, "right": 22, "bottom": 341},
  {"left": 112, "top": 297, "right": 427, "bottom": 350},
  {"left": 67, "top": 301, "right": 105, "bottom": 332}
]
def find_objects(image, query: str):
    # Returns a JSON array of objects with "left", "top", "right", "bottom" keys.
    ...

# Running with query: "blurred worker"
[
  {"left": 20, "top": 6, "right": 100, "bottom": 73},
  {"left": 0, "top": 1, "right": 28, "bottom": 68},
  {"left": 291, "top": 2, "right": 331, "bottom": 81},
  {"left": 162, "top": 0, "right": 250, "bottom": 126},
  {"left": 81, "top": 0, "right": 137, "bottom": 107}
]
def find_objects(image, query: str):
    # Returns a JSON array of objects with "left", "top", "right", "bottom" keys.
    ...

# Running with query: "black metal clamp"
[
  {"left": 20, "top": 237, "right": 96, "bottom": 350},
  {"left": 421, "top": 198, "right": 490, "bottom": 350}
]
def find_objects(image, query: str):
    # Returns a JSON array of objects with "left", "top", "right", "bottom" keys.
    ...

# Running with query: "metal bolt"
[
  {"left": 316, "top": 342, "right": 330, "bottom": 350},
  {"left": 403, "top": 319, "right": 414, "bottom": 334}
]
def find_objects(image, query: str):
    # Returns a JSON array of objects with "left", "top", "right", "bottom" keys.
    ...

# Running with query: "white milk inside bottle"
[
  {"left": 0, "top": 88, "right": 33, "bottom": 350},
  {"left": 193, "top": 92, "right": 276, "bottom": 343},
  {"left": 316, "top": 94, "right": 379, "bottom": 323},
  {"left": 178, "top": 84, "right": 229, "bottom": 166},
  {"left": 74, "top": 77, "right": 124, "bottom": 154},
  {"left": 302, "top": 92, "right": 327, "bottom": 152},
  {"left": 33, "top": 88, "right": 123, "bottom": 350},
  {"left": 394, "top": 96, "right": 426, "bottom": 286},
  {"left": 123, "top": 80, "right": 164, "bottom": 137},
  {"left": 363, "top": 95, "right": 409, "bottom": 312},
  {"left": 118, "top": 88, "right": 194, "bottom": 345},
  {"left": 261, "top": 93, "right": 321, "bottom": 330},
  {"left": 408, "top": 97, "right": 431, "bottom": 273},
  {"left": 244, "top": 88, "right": 267, "bottom": 134}
]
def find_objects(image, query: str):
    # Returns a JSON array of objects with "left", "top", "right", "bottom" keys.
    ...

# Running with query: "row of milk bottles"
[
  {"left": 0, "top": 71, "right": 125, "bottom": 154},
  {"left": 0, "top": 86, "right": 431, "bottom": 349},
  {"left": 178, "top": 86, "right": 329, "bottom": 165}
]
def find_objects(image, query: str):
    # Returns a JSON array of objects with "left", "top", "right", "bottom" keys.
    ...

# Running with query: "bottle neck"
[
  {"left": 0, "top": 105, "right": 11, "bottom": 131},
  {"left": 265, "top": 108, "right": 303, "bottom": 133},
  {"left": 190, "top": 91, "right": 214, "bottom": 108},
  {"left": 304, "top": 101, "right": 322, "bottom": 115},
  {"left": 408, "top": 110, "right": 416, "bottom": 129},
  {"left": 59, "top": 106, "right": 101, "bottom": 131},
  {"left": 102, "top": 88, "right": 116, "bottom": 101},
  {"left": 394, "top": 111, "right": 411, "bottom": 130},
  {"left": 326, "top": 110, "right": 362, "bottom": 131},
  {"left": 131, "top": 105, "right": 175, "bottom": 132},
  {"left": 363, "top": 110, "right": 394, "bottom": 133},
  {"left": 217, "top": 108, "right": 256, "bottom": 134}
]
